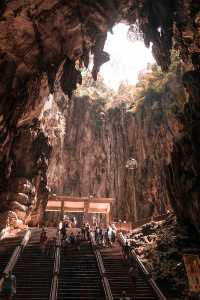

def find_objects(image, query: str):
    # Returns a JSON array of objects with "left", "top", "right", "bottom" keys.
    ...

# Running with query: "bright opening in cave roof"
[{"left": 99, "top": 23, "right": 155, "bottom": 90}]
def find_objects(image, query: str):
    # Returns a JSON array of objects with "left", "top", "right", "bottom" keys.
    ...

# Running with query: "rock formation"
[
  {"left": 45, "top": 61, "right": 185, "bottom": 223},
  {"left": 0, "top": 1, "right": 199, "bottom": 232},
  {"left": 126, "top": 214, "right": 200, "bottom": 299}
]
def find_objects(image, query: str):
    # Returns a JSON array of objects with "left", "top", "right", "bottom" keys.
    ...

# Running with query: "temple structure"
[{"left": 46, "top": 195, "right": 114, "bottom": 226}]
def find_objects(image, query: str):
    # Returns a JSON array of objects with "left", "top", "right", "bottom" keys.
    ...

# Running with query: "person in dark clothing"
[
  {"left": 111, "top": 230, "right": 116, "bottom": 243},
  {"left": 76, "top": 232, "right": 81, "bottom": 251},
  {"left": 105, "top": 229, "right": 111, "bottom": 247},
  {"left": 119, "top": 290, "right": 130, "bottom": 300},
  {"left": 40, "top": 229, "right": 47, "bottom": 253},
  {"left": 1, "top": 271, "right": 16, "bottom": 300},
  {"left": 95, "top": 227, "right": 100, "bottom": 244},
  {"left": 85, "top": 224, "right": 90, "bottom": 240},
  {"left": 81, "top": 224, "right": 86, "bottom": 240},
  {"left": 69, "top": 232, "right": 75, "bottom": 245},
  {"left": 61, "top": 224, "right": 66, "bottom": 240},
  {"left": 123, "top": 241, "right": 131, "bottom": 261},
  {"left": 128, "top": 266, "right": 137, "bottom": 288},
  {"left": 99, "top": 228, "right": 103, "bottom": 246},
  {"left": 46, "top": 237, "right": 56, "bottom": 258}
]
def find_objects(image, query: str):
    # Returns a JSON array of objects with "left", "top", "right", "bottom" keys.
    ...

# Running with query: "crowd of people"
[
  {"left": 60, "top": 221, "right": 118, "bottom": 251},
  {"left": 60, "top": 222, "right": 91, "bottom": 253},
  {"left": 94, "top": 226, "right": 116, "bottom": 247}
]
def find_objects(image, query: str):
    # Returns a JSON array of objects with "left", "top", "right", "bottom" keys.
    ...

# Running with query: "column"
[
  {"left": 84, "top": 200, "right": 89, "bottom": 223},
  {"left": 61, "top": 199, "right": 64, "bottom": 221},
  {"left": 106, "top": 204, "right": 110, "bottom": 226}
]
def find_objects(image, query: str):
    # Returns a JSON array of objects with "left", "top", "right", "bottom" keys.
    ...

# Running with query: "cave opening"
[
  {"left": 99, "top": 23, "right": 155, "bottom": 90},
  {"left": 0, "top": 1, "right": 200, "bottom": 299}
]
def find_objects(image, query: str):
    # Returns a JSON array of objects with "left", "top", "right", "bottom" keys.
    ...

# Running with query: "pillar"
[
  {"left": 61, "top": 199, "right": 64, "bottom": 221},
  {"left": 84, "top": 200, "right": 89, "bottom": 224},
  {"left": 106, "top": 204, "right": 110, "bottom": 226},
  {"left": 106, "top": 213, "right": 110, "bottom": 227}
]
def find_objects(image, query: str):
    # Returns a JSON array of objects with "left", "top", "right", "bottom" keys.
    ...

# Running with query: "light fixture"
[{"left": 125, "top": 158, "right": 138, "bottom": 170}]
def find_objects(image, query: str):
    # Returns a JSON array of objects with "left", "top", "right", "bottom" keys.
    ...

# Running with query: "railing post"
[
  {"left": 118, "top": 233, "right": 166, "bottom": 300},
  {"left": 0, "top": 229, "right": 31, "bottom": 292},
  {"left": 90, "top": 232, "right": 113, "bottom": 300}
]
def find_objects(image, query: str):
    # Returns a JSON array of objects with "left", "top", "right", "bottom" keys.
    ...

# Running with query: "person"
[
  {"left": 99, "top": 228, "right": 103, "bottom": 246},
  {"left": 111, "top": 230, "right": 116, "bottom": 243},
  {"left": 62, "top": 235, "right": 70, "bottom": 254},
  {"left": 85, "top": 223, "right": 90, "bottom": 240},
  {"left": 69, "top": 232, "right": 75, "bottom": 245},
  {"left": 76, "top": 232, "right": 81, "bottom": 251},
  {"left": 40, "top": 229, "right": 47, "bottom": 253},
  {"left": 104, "top": 228, "right": 111, "bottom": 247},
  {"left": 119, "top": 290, "right": 131, "bottom": 300},
  {"left": 128, "top": 266, "right": 137, "bottom": 288},
  {"left": 95, "top": 227, "right": 100, "bottom": 244},
  {"left": 61, "top": 223, "right": 66, "bottom": 240},
  {"left": 123, "top": 241, "right": 131, "bottom": 261},
  {"left": 46, "top": 237, "right": 56, "bottom": 258},
  {"left": 81, "top": 224, "right": 86, "bottom": 240},
  {"left": 1, "top": 271, "right": 16, "bottom": 300}
]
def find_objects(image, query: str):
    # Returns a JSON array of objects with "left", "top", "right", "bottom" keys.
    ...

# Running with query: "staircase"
[
  {"left": 13, "top": 229, "right": 54, "bottom": 300},
  {"left": 100, "top": 243, "right": 157, "bottom": 300},
  {"left": 58, "top": 240, "right": 105, "bottom": 300},
  {"left": 0, "top": 232, "right": 24, "bottom": 276}
]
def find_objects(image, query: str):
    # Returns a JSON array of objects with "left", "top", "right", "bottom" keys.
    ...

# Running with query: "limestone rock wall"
[
  {"left": 0, "top": 75, "right": 52, "bottom": 229},
  {"left": 46, "top": 68, "right": 186, "bottom": 223},
  {"left": 166, "top": 70, "right": 200, "bottom": 234}
]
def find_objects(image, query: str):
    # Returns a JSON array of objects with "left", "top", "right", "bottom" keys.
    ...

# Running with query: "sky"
[{"left": 99, "top": 23, "right": 155, "bottom": 90}]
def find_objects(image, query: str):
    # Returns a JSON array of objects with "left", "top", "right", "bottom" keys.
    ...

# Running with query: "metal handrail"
[
  {"left": 0, "top": 227, "right": 9, "bottom": 240},
  {"left": 0, "top": 229, "right": 31, "bottom": 292},
  {"left": 90, "top": 232, "right": 113, "bottom": 300},
  {"left": 118, "top": 233, "right": 166, "bottom": 300},
  {"left": 119, "top": 233, "right": 149, "bottom": 276},
  {"left": 49, "top": 229, "right": 61, "bottom": 300}
]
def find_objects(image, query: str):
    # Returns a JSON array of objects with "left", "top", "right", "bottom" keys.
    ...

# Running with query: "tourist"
[
  {"left": 108, "top": 227, "right": 113, "bottom": 247},
  {"left": 119, "top": 290, "right": 130, "bottom": 300},
  {"left": 62, "top": 235, "right": 70, "bottom": 254},
  {"left": 123, "top": 241, "right": 131, "bottom": 261},
  {"left": 1, "top": 271, "right": 16, "bottom": 300},
  {"left": 46, "top": 237, "right": 56, "bottom": 258},
  {"left": 76, "top": 232, "right": 81, "bottom": 251},
  {"left": 40, "top": 229, "right": 47, "bottom": 253},
  {"left": 95, "top": 227, "right": 100, "bottom": 244},
  {"left": 69, "top": 232, "right": 75, "bottom": 245},
  {"left": 85, "top": 223, "right": 90, "bottom": 240},
  {"left": 81, "top": 224, "right": 86, "bottom": 240},
  {"left": 61, "top": 223, "right": 66, "bottom": 240},
  {"left": 104, "top": 228, "right": 111, "bottom": 247},
  {"left": 128, "top": 266, "right": 137, "bottom": 288},
  {"left": 111, "top": 229, "right": 116, "bottom": 243},
  {"left": 99, "top": 228, "right": 103, "bottom": 246}
]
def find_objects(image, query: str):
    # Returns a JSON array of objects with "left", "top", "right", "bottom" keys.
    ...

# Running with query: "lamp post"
[{"left": 125, "top": 158, "right": 138, "bottom": 226}]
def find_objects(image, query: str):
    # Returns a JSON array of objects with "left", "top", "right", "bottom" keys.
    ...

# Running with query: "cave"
[{"left": 0, "top": 1, "right": 200, "bottom": 299}]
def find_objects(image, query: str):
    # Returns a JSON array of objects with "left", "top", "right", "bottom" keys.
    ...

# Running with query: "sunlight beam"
[{"left": 99, "top": 23, "right": 155, "bottom": 90}]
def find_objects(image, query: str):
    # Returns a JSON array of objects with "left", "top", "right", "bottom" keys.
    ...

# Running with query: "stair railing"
[
  {"left": 118, "top": 233, "right": 166, "bottom": 300},
  {"left": 90, "top": 232, "right": 113, "bottom": 300},
  {"left": 0, "top": 229, "right": 31, "bottom": 292},
  {"left": 49, "top": 228, "right": 61, "bottom": 300},
  {"left": 0, "top": 227, "right": 9, "bottom": 240}
]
